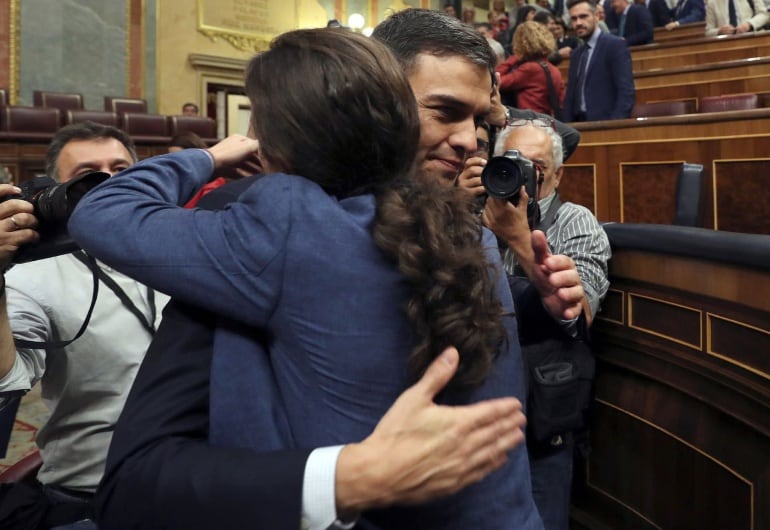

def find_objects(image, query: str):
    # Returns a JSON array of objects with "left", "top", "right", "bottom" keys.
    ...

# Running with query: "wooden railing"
[
  {"left": 633, "top": 56, "right": 770, "bottom": 104},
  {"left": 573, "top": 223, "right": 770, "bottom": 530},
  {"left": 652, "top": 20, "right": 706, "bottom": 42}
]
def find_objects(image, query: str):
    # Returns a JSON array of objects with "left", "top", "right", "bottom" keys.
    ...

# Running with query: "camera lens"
[
  {"left": 481, "top": 157, "right": 525, "bottom": 201},
  {"left": 33, "top": 171, "right": 110, "bottom": 223}
]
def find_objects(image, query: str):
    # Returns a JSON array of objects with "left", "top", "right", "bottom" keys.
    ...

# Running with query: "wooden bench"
[
  {"left": 633, "top": 41, "right": 770, "bottom": 72},
  {"left": 633, "top": 56, "right": 770, "bottom": 105},
  {"left": 559, "top": 31, "right": 770, "bottom": 78},
  {"left": 652, "top": 20, "right": 706, "bottom": 42},
  {"left": 630, "top": 30, "right": 770, "bottom": 60}
]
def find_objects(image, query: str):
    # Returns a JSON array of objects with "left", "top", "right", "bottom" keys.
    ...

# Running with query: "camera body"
[
  {"left": 480, "top": 149, "right": 539, "bottom": 226},
  {"left": 0, "top": 171, "right": 110, "bottom": 263}
]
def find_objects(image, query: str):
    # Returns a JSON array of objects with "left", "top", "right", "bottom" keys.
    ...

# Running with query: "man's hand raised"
[{"left": 334, "top": 346, "right": 526, "bottom": 516}]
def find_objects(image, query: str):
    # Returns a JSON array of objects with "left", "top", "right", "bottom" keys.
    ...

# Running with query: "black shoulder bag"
[
  {"left": 538, "top": 60, "right": 563, "bottom": 121},
  {"left": 509, "top": 194, "right": 595, "bottom": 447}
]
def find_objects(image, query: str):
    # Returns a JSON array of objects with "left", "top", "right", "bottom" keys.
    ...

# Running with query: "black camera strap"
[
  {"left": 71, "top": 251, "right": 157, "bottom": 336},
  {"left": 538, "top": 61, "right": 563, "bottom": 121},
  {"left": 536, "top": 190, "right": 563, "bottom": 233},
  {"left": 13, "top": 253, "right": 100, "bottom": 350}
]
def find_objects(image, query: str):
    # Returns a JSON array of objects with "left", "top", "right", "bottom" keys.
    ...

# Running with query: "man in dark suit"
[
  {"left": 647, "top": 0, "right": 677, "bottom": 27},
  {"left": 663, "top": 0, "right": 705, "bottom": 29},
  {"left": 606, "top": 0, "right": 655, "bottom": 44},
  {"left": 563, "top": 0, "right": 636, "bottom": 122},
  {"left": 95, "top": 177, "right": 535, "bottom": 530}
]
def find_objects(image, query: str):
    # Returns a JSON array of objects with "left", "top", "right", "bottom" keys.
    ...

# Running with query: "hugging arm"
[{"left": 96, "top": 301, "right": 527, "bottom": 529}]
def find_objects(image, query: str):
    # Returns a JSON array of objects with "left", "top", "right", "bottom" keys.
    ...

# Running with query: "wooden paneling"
[
  {"left": 574, "top": 226, "right": 770, "bottom": 530},
  {"left": 709, "top": 314, "right": 770, "bottom": 379},
  {"left": 713, "top": 159, "right": 770, "bottom": 233},
  {"left": 628, "top": 293, "right": 702, "bottom": 350},
  {"left": 568, "top": 109, "right": 770, "bottom": 234},
  {"left": 560, "top": 163, "right": 596, "bottom": 214},
  {"left": 620, "top": 162, "right": 681, "bottom": 224}
]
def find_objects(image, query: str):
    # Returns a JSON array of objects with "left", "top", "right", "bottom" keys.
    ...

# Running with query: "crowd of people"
[
  {"left": 0, "top": 5, "right": 625, "bottom": 530},
  {"left": 443, "top": 0, "right": 765, "bottom": 123},
  {"left": 447, "top": 0, "right": 639, "bottom": 121}
]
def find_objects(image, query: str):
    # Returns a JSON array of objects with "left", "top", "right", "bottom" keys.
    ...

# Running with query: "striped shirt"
[{"left": 504, "top": 197, "right": 611, "bottom": 319}]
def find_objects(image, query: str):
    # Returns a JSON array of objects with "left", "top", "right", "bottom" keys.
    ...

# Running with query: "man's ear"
[{"left": 554, "top": 165, "right": 564, "bottom": 188}]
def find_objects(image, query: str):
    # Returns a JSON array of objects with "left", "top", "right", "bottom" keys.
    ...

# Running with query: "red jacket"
[{"left": 496, "top": 55, "right": 566, "bottom": 117}]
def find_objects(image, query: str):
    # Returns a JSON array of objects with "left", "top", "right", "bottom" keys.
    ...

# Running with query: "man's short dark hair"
[
  {"left": 372, "top": 9, "right": 497, "bottom": 81},
  {"left": 182, "top": 102, "right": 199, "bottom": 113},
  {"left": 169, "top": 131, "right": 207, "bottom": 150},
  {"left": 45, "top": 121, "right": 137, "bottom": 181},
  {"left": 567, "top": 0, "right": 597, "bottom": 10},
  {"left": 533, "top": 10, "right": 555, "bottom": 25}
]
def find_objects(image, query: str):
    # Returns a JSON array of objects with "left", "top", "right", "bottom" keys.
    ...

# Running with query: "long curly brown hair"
[{"left": 373, "top": 180, "right": 506, "bottom": 393}]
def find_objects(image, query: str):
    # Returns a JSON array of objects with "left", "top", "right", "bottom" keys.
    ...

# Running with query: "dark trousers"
[
  {"left": 43, "top": 484, "right": 95, "bottom": 530},
  {"left": 529, "top": 435, "right": 575, "bottom": 530}
]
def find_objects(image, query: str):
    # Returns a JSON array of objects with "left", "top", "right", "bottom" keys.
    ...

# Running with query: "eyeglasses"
[{"left": 508, "top": 117, "right": 557, "bottom": 132}]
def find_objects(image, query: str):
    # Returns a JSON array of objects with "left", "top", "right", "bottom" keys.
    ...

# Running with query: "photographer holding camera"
[
  {"left": 0, "top": 122, "right": 170, "bottom": 529},
  {"left": 460, "top": 118, "right": 610, "bottom": 530}
]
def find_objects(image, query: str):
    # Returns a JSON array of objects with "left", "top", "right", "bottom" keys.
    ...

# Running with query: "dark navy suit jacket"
[
  {"left": 93, "top": 176, "right": 314, "bottom": 530},
  {"left": 648, "top": 0, "right": 674, "bottom": 26},
  {"left": 563, "top": 31, "right": 636, "bottom": 122},
  {"left": 606, "top": 3, "right": 655, "bottom": 45}
]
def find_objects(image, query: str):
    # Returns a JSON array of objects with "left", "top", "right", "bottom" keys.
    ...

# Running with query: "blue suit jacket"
[
  {"left": 563, "top": 32, "right": 636, "bottom": 122},
  {"left": 672, "top": 0, "right": 706, "bottom": 24},
  {"left": 607, "top": 3, "right": 655, "bottom": 45},
  {"left": 73, "top": 150, "right": 544, "bottom": 530}
]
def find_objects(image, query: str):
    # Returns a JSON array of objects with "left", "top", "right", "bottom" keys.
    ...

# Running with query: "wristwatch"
[{"left": 504, "top": 106, "right": 514, "bottom": 129}]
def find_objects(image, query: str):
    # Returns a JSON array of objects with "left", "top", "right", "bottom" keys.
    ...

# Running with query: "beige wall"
[
  {"left": 156, "top": 3, "right": 253, "bottom": 116},
  {"left": 155, "top": 1, "right": 330, "bottom": 117}
]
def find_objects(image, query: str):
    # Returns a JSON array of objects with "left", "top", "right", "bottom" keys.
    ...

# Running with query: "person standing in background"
[{"left": 563, "top": 0, "right": 635, "bottom": 121}]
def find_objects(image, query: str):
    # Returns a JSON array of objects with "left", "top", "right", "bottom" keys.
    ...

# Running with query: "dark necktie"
[
  {"left": 728, "top": 0, "right": 738, "bottom": 26},
  {"left": 576, "top": 44, "right": 591, "bottom": 112},
  {"left": 619, "top": 13, "right": 627, "bottom": 36},
  {"left": 675, "top": 0, "right": 686, "bottom": 17}
]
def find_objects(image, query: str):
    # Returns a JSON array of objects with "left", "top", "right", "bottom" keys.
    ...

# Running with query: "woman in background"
[{"left": 497, "top": 20, "right": 566, "bottom": 117}]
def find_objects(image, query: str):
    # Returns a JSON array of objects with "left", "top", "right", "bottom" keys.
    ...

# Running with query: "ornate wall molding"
[
  {"left": 188, "top": 53, "right": 249, "bottom": 74},
  {"left": 196, "top": 0, "right": 296, "bottom": 53}
]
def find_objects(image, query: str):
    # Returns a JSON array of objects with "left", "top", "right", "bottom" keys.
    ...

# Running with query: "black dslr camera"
[
  {"left": 480, "top": 149, "right": 540, "bottom": 227},
  {"left": 0, "top": 171, "right": 110, "bottom": 263}
]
